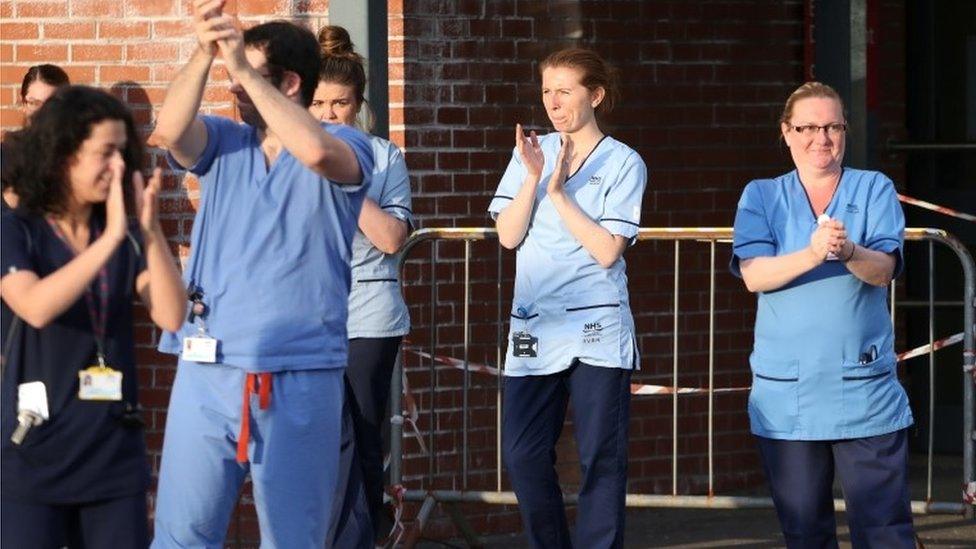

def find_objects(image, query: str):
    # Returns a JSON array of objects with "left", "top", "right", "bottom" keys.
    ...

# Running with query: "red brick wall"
[{"left": 1, "top": 0, "right": 909, "bottom": 544}]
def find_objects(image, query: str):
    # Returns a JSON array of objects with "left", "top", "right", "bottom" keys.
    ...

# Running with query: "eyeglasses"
[{"left": 790, "top": 123, "right": 848, "bottom": 137}]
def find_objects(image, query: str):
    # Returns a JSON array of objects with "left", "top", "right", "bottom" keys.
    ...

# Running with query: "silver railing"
[{"left": 389, "top": 227, "right": 976, "bottom": 546}]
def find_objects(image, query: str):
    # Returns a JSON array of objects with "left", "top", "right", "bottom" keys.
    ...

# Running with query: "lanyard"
[{"left": 47, "top": 218, "right": 110, "bottom": 365}]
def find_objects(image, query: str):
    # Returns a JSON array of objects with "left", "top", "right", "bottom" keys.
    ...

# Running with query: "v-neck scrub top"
[
  {"left": 346, "top": 136, "right": 413, "bottom": 339},
  {"left": 158, "top": 116, "right": 373, "bottom": 371},
  {"left": 488, "top": 133, "right": 647, "bottom": 377},
  {"left": 731, "top": 168, "right": 913, "bottom": 440}
]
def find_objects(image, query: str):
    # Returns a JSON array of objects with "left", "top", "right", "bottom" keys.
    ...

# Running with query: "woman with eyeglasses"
[{"left": 730, "top": 82, "right": 916, "bottom": 548}]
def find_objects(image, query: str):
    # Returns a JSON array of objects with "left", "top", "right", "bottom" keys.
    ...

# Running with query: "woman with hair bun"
[
  {"left": 313, "top": 25, "right": 413, "bottom": 547},
  {"left": 488, "top": 48, "right": 647, "bottom": 549}
]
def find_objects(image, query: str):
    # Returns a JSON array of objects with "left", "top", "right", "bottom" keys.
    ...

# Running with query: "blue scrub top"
[
  {"left": 347, "top": 136, "right": 413, "bottom": 339},
  {"left": 158, "top": 116, "right": 373, "bottom": 372},
  {"left": 731, "top": 168, "right": 913, "bottom": 440},
  {"left": 489, "top": 133, "right": 647, "bottom": 377}
]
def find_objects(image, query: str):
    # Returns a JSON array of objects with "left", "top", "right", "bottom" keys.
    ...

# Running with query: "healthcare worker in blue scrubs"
[
  {"left": 731, "top": 81, "right": 917, "bottom": 548},
  {"left": 312, "top": 25, "right": 413, "bottom": 548},
  {"left": 489, "top": 48, "right": 647, "bottom": 549}
]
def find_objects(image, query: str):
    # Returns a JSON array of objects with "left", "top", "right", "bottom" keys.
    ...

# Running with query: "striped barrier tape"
[
  {"left": 898, "top": 194, "right": 976, "bottom": 222},
  {"left": 402, "top": 330, "right": 965, "bottom": 399}
]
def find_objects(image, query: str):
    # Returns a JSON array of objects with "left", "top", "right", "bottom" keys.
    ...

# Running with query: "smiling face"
[
  {"left": 541, "top": 65, "right": 604, "bottom": 134},
  {"left": 66, "top": 119, "right": 127, "bottom": 206},
  {"left": 781, "top": 96, "right": 847, "bottom": 174},
  {"left": 309, "top": 81, "right": 360, "bottom": 125}
]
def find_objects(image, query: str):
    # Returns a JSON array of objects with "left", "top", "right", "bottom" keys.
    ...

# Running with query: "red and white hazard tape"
[
  {"left": 402, "top": 331, "right": 966, "bottom": 400},
  {"left": 898, "top": 194, "right": 976, "bottom": 222}
]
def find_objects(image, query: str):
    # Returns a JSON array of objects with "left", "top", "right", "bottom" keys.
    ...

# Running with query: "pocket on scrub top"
[
  {"left": 841, "top": 354, "right": 895, "bottom": 424},
  {"left": 748, "top": 354, "right": 800, "bottom": 434},
  {"left": 564, "top": 293, "right": 624, "bottom": 367}
]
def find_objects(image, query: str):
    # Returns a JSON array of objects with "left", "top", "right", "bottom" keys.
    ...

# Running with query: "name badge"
[
  {"left": 78, "top": 366, "right": 123, "bottom": 401},
  {"left": 183, "top": 335, "right": 218, "bottom": 363},
  {"left": 512, "top": 332, "right": 538, "bottom": 358}
]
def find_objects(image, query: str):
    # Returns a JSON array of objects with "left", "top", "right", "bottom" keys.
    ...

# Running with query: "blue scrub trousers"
[
  {"left": 503, "top": 360, "right": 631, "bottom": 549},
  {"left": 756, "top": 429, "right": 916, "bottom": 549},
  {"left": 152, "top": 361, "right": 344, "bottom": 549},
  {"left": 1, "top": 493, "right": 148, "bottom": 548}
]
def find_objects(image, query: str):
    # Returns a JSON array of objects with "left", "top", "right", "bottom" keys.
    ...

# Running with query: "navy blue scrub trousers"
[
  {"left": 503, "top": 360, "right": 631, "bottom": 549},
  {"left": 756, "top": 429, "right": 916, "bottom": 549},
  {"left": 1, "top": 492, "right": 149, "bottom": 548}
]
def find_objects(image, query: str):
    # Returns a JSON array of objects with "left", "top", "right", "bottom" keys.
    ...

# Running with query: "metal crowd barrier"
[{"left": 389, "top": 227, "right": 976, "bottom": 546}]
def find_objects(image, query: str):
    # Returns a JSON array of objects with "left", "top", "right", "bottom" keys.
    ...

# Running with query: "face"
[
  {"left": 22, "top": 80, "right": 59, "bottom": 118},
  {"left": 309, "top": 81, "right": 360, "bottom": 125},
  {"left": 781, "top": 96, "right": 846, "bottom": 173},
  {"left": 541, "top": 66, "right": 603, "bottom": 134},
  {"left": 228, "top": 48, "right": 290, "bottom": 129},
  {"left": 66, "top": 119, "right": 127, "bottom": 206}
]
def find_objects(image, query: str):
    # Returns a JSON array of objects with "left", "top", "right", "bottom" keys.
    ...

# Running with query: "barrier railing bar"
[
  {"left": 428, "top": 240, "right": 437, "bottom": 485},
  {"left": 708, "top": 239, "right": 716, "bottom": 497},
  {"left": 672, "top": 240, "right": 680, "bottom": 497},
  {"left": 928, "top": 241, "right": 935, "bottom": 502},
  {"left": 496, "top": 243, "right": 503, "bottom": 492},
  {"left": 463, "top": 240, "right": 471, "bottom": 490}
]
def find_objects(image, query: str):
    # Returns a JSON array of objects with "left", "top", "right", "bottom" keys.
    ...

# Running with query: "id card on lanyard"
[
  {"left": 47, "top": 219, "right": 123, "bottom": 401},
  {"left": 182, "top": 283, "right": 218, "bottom": 363}
]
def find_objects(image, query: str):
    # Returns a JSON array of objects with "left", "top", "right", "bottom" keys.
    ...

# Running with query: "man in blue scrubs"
[
  {"left": 148, "top": 6, "right": 373, "bottom": 548},
  {"left": 732, "top": 82, "right": 916, "bottom": 548}
]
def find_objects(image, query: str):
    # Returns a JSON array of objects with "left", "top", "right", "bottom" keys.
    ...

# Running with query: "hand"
[
  {"left": 215, "top": 15, "right": 247, "bottom": 77},
  {"left": 515, "top": 123, "right": 544, "bottom": 178},
  {"left": 546, "top": 135, "right": 573, "bottom": 196},
  {"left": 193, "top": 0, "right": 235, "bottom": 57},
  {"left": 103, "top": 155, "right": 128, "bottom": 244},
  {"left": 809, "top": 219, "right": 847, "bottom": 261},
  {"left": 133, "top": 168, "right": 163, "bottom": 235}
]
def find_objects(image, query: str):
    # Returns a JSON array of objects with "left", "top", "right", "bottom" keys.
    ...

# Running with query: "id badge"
[
  {"left": 183, "top": 334, "right": 218, "bottom": 363},
  {"left": 512, "top": 332, "right": 538, "bottom": 358},
  {"left": 18, "top": 381, "right": 50, "bottom": 419},
  {"left": 78, "top": 366, "right": 123, "bottom": 401}
]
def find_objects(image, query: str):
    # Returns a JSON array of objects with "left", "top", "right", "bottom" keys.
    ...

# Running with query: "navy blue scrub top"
[
  {"left": 0, "top": 210, "right": 150, "bottom": 504},
  {"left": 730, "top": 169, "right": 913, "bottom": 440}
]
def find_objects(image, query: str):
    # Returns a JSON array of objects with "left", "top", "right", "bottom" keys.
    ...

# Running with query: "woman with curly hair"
[{"left": 0, "top": 86, "right": 185, "bottom": 547}]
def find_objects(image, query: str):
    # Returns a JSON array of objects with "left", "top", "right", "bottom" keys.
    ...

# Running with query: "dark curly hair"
[{"left": 5, "top": 86, "right": 142, "bottom": 217}]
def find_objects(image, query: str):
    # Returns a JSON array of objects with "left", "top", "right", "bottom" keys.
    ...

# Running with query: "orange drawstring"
[{"left": 236, "top": 372, "right": 273, "bottom": 463}]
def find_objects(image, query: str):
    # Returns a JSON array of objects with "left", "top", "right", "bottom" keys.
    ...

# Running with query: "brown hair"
[
  {"left": 779, "top": 81, "right": 846, "bottom": 126},
  {"left": 539, "top": 48, "right": 620, "bottom": 115},
  {"left": 20, "top": 64, "right": 70, "bottom": 101},
  {"left": 317, "top": 25, "right": 374, "bottom": 131}
]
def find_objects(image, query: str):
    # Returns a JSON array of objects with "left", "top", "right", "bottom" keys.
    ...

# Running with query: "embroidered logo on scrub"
[
  {"left": 587, "top": 175, "right": 602, "bottom": 185},
  {"left": 846, "top": 203, "right": 860, "bottom": 214},
  {"left": 583, "top": 322, "right": 603, "bottom": 344}
]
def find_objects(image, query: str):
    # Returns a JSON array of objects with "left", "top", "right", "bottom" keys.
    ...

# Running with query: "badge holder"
[
  {"left": 182, "top": 291, "right": 218, "bottom": 363},
  {"left": 78, "top": 353, "right": 123, "bottom": 401},
  {"left": 511, "top": 306, "right": 539, "bottom": 358}
]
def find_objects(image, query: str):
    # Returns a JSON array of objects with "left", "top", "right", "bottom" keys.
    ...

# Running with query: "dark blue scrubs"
[{"left": 0, "top": 211, "right": 149, "bottom": 547}]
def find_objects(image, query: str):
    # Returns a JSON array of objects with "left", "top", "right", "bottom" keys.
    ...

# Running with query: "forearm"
[
  {"left": 236, "top": 70, "right": 361, "bottom": 183},
  {"left": 844, "top": 244, "right": 896, "bottom": 287},
  {"left": 495, "top": 174, "right": 540, "bottom": 249},
  {"left": 140, "top": 227, "right": 187, "bottom": 332},
  {"left": 359, "top": 198, "right": 409, "bottom": 254},
  {"left": 151, "top": 47, "right": 212, "bottom": 163},
  {"left": 2, "top": 235, "right": 121, "bottom": 328},
  {"left": 548, "top": 191, "right": 624, "bottom": 268},
  {"left": 739, "top": 248, "right": 821, "bottom": 293}
]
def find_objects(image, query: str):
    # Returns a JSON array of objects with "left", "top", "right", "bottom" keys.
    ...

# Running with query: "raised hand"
[
  {"left": 515, "top": 123, "right": 545, "bottom": 178},
  {"left": 193, "top": 0, "right": 236, "bottom": 57},
  {"left": 546, "top": 135, "right": 573, "bottom": 196},
  {"left": 103, "top": 154, "right": 128, "bottom": 244},
  {"left": 133, "top": 168, "right": 164, "bottom": 235},
  {"left": 809, "top": 219, "right": 847, "bottom": 261}
]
